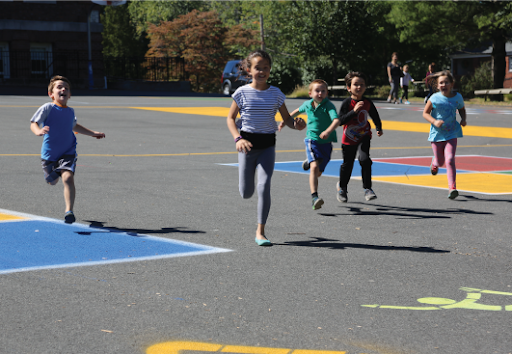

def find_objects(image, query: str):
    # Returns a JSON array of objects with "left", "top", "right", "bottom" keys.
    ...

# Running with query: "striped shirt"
[{"left": 232, "top": 85, "right": 286, "bottom": 134}]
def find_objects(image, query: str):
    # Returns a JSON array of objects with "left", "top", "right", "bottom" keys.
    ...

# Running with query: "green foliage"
[
  {"left": 459, "top": 61, "right": 493, "bottom": 98},
  {"left": 127, "top": 0, "right": 205, "bottom": 37},
  {"left": 101, "top": 4, "right": 145, "bottom": 58},
  {"left": 267, "top": 56, "right": 302, "bottom": 95}
]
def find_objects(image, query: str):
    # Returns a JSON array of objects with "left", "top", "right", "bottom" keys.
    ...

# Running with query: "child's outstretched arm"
[
  {"left": 422, "top": 100, "right": 443, "bottom": 128},
  {"left": 278, "top": 104, "right": 306, "bottom": 131},
  {"left": 459, "top": 107, "right": 467, "bottom": 127},
  {"left": 30, "top": 122, "right": 49, "bottom": 136},
  {"left": 73, "top": 124, "right": 105, "bottom": 139}
]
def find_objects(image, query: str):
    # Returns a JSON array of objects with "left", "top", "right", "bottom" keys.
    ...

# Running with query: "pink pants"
[{"left": 431, "top": 138, "right": 457, "bottom": 190}]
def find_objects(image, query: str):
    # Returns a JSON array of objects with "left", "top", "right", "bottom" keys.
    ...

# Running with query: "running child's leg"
[
  {"left": 61, "top": 170, "right": 75, "bottom": 212},
  {"left": 256, "top": 146, "right": 275, "bottom": 239},
  {"left": 358, "top": 136, "right": 373, "bottom": 190},
  {"left": 310, "top": 160, "right": 321, "bottom": 194},
  {"left": 445, "top": 138, "right": 458, "bottom": 190},
  {"left": 431, "top": 141, "right": 447, "bottom": 169},
  {"left": 238, "top": 150, "right": 258, "bottom": 199},
  {"left": 339, "top": 144, "right": 358, "bottom": 190}
]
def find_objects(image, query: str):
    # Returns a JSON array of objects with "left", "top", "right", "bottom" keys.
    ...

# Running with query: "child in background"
[
  {"left": 424, "top": 62, "right": 436, "bottom": 103},
  {"left": 279, "top": 79, "right": 339, "bottom": 210},
  {"left": 30, "top": 75, "right": 105, "bottom": 223},
  {"left": 336, "top": 72, "right": 383, "bottom": 203},
  {"left": 423, "top": 70, "right": 467, "bottom": 199},
  {"left": 400, "top": 65, "right": 414, "bottom": 104},
  {"left": 227, "top": 50, "right": 306, "bottom": 246}
]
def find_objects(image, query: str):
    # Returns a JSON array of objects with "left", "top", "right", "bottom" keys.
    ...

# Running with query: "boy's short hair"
[
  {"left": 345, "top": 72, "right": 367, "bottom": 88},
  {"left": 403, "top": 64, "right": 409, "bottom": 70},
  {"left": 309, "top": 79, "right": 328, "bottom": 91},
  {"left": 48, "top": 75, "right": 71, "bottom": 93}
]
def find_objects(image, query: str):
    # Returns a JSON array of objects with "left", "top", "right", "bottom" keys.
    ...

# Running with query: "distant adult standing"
[
  {"left": 424, "top": 62, "right": 436, "bottom": 103},
  {"left": 387, "top": 52, "right": 402, "bottom": 104}
]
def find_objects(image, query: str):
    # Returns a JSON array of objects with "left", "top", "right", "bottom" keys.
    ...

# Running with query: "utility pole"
[{"left": 259, "top": 14, "right": 265, "bottom": 51}]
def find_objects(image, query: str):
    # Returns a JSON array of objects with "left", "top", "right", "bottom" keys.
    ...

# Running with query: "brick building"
[{"left": 0, "top": 0, "right": 104, "bottom": 88}]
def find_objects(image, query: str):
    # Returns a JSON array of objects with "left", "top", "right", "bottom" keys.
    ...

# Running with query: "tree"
[
  {"left": 128, "top": 0, "right": 206, "bottom": 38},
  {"left": 146, "top": 10, "right": 258, "bottom": 92},
  {"left": 388, "top": 1, "right": 512, "bottom": 98},
  {"left": 282, "top": 1, "right": 385, "bottom": 87},
  {"left": 101, "top": 4, "right": 145, "bottom": 57}
]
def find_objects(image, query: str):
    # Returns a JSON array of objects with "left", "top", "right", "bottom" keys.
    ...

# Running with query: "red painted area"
[{"left": 374, "top": 156, "right": 512, "bottom": 172}]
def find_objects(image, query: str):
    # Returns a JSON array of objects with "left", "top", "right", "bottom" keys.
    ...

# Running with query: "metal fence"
[
  {"left": 0, "top": 51, "right": 185, "bottom": 84},
  {"left": 1, "top": 51, "right": 103, "bottom": 81},
  {"left": 104, "top": 56, "right": 186, "bottom": 82}
]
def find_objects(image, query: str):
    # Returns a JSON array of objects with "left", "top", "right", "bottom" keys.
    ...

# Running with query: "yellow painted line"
[
  {"left": 2, "top": 144, "right": 512, "bottom": 158},
  {"left": 0, "top": 212, "right": 27, "bottom": 222},
  {"left": 373, "top": 172, "right": 512, "bottom": 194},
  {"left": 147, "top": 341, "right": 346, "bottom": 354},
  {"left": 131, "top": 107, "right": 512, "bottom": 139}
]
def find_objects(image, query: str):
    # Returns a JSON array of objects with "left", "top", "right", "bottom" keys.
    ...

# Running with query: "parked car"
[{"left": 221, "top": 60, "right": 251, "bottom": 95}]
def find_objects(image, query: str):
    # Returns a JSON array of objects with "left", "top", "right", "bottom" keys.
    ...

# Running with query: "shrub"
[
  {"left": 459, "top": 61, "right": 493, "bottom": 98},
  {"left": 267, "top": 57, "right": 302, "bottom": 95}
]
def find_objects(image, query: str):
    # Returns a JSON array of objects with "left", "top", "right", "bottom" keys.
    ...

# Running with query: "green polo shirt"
[{"left": 299, "top": 98, "right": 338, "bottom": 143}]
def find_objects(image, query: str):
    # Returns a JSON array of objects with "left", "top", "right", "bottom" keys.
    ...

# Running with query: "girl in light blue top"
[{"left": 422, "top": 70, "right": 467, "bottom": 199}]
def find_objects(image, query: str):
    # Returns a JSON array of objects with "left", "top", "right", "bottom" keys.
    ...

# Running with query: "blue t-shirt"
[
  {"left": 428, "top": 92, "right": 465, "bottom": 142},
  {"left": 31, "top": 102, "right": 77, "bottom": 160},
  {"left": 299, "top": 98, "right": 338, "bottom": 144}
]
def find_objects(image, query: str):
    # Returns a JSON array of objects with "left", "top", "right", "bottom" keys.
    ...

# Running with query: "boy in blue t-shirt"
[
  {"left": 280, "top": 79, "right": 339, "bottom": 210},
  {"left": 30, "top": 75, "right": 105, "bottom": 223}
]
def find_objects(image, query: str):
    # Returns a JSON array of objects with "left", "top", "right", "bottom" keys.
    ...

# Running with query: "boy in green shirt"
[{"left": 281, "top": 79, "right": 340, "bottom": 210}]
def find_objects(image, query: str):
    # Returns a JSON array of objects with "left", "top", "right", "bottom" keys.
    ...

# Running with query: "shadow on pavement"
[
  {"left": 275, "top": 237, "right": 450, "bottom": 253},
  {"left": 74, "top": 220, "right": 206, "bottom": 236},
  {"left": 319, "top": 202, "right": 493, "bottom": 219}
]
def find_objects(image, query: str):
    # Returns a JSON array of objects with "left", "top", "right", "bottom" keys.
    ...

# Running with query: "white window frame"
[
  {"left": 30, "top": 43, "right": 53, "bottom": 77},
  {"left": 0, "top": 43, "right": 9, "bottom": 79}
]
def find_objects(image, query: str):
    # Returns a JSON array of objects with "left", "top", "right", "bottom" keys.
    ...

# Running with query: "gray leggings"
[{"left": 238, "top": 146, "right": 275, "bottom": 225}]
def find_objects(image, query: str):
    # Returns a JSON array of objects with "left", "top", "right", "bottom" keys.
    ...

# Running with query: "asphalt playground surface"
[{"left": 1, "top": 90, "right": 512, "bottom": 354}]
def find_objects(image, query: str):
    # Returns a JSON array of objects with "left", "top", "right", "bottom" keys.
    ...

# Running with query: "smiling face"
[
  {"left": 248, "top": 56, "right": 271, "bottom": 89},
  {"left": 309, "top": 83, "right": 328, "bottom": 104},
  {"left": 49, "top": 80, "right": 71, "bottom": 106},
  {"left": 437, "top": 75, "right": 453, "bottom": 97},
  {"left": 348, "top": 76, "right": 366, "bottom": 100}
]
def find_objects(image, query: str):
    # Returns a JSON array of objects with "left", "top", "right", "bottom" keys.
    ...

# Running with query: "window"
[
  {"left": 509, "top": 56, "right": 512, "bottom": 72},
  {"left": 0, "top": 43, "right": 9, "bottom": 79},
  {"left": 30, "top": 43, "right": 52, "bottom": 78}
]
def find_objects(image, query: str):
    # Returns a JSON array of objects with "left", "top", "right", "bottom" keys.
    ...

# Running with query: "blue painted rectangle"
[
  {"left": 272, "top": 160, "right": 446, "bottom": 178},
  {"left": 0, "top": 219, "right": 230, "bottom": 274}
]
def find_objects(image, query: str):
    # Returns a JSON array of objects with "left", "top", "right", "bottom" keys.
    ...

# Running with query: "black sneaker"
[
  {"left": 336, "top": 182, "right": 348, "bottom": 203},
  {"left": 448, "top": 189, "right": 459, "bottom": 199},
  {"left": 364, "top": 189, "right": 377, "bottom": 201},
  {"left": 302, "top": 159, "right": 310, "bottom": 171},
  {"left": 64, "top": 211, "right": 75, "bottom": 224}
]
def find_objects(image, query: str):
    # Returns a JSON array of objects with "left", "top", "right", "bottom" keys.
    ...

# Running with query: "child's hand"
[
  {"left": 37, "top": 126, "right": 50, "bottom": 136},
  {"left": 460, "top": 119, "right": 467, "bottom": 127},
  {"left": 319, "top": 130, "right": 331, "bottom": 140},
  {"left": 295, "top": 118, "right": 306, "bottom": 131},
  {"left": 92, "top": 132, "right": 106, "bottom": 139},
  {"left": 278, "top": 121, "right": 286, "bottom": 132},
  {"left": 377, "top": 130, "right": 383, "bottom": 137},
  {"left": 354, "top": 101, "right": 364, "bottom": 113},
  {"left": 236, "top": 139, "right": 252, "bottom": 153},
  {"left": 433, "top": 120, "right": 444, "bottom": 128}
]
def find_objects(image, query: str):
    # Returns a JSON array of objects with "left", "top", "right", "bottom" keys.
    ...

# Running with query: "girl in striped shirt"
[{"left": 227, "top": 50, "right": 305, "bottom": 246}]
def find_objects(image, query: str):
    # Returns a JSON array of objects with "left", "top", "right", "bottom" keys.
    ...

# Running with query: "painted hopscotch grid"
[
  {"left": 0, "top": 209, "right": 231, "bottom": 275},
  {"left": 223, "top": 155, "right": 512, "bottom": 195}
]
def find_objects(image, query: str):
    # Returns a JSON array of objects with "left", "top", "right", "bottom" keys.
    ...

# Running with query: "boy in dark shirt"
[{"left": 336, "top": 72, "right": 383, "bottom": 202}]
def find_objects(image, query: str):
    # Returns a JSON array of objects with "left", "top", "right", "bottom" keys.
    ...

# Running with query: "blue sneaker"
[
  {"left": 312, "top": 196, "right": 324, "bottom": 210},
  {"left": 364, "top": 189, "right": 377, "bottom": 201}
]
